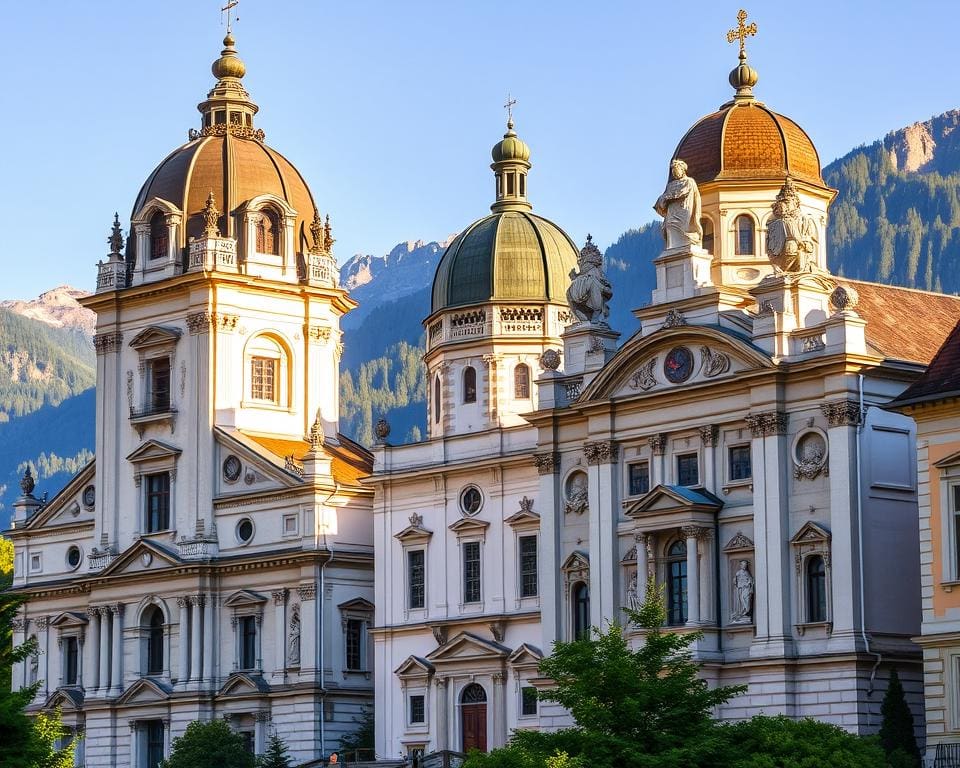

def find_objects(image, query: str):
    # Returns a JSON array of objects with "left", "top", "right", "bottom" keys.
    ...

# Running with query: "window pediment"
[
  {"left": 425, "top": 631, "right": 509, "bottom": 664},
  {"left": 508, "top": 643, "right": 543, "bottom": 668},
  {"left": 394, "top": 655, "right": 435, "bottom": 680},
  {"left": 790, "top": 521, "right": 831, "bottom": 546},
  {"left": 218, "top": 671, "right": 270, "bottom": 696},
  {"left": 128, "top": 326, "right": 182, "bottom": 351},
  {"left": 126, "top": 440, "right": 182, "bottom": 465},
  {"left": 223, "top": 589, "right": 268, "bottom": 609},
  {"left": 395, "top": 514, "right": 433, "bottom": 543},
  {"left": 561, "top": 551, "right": 589, "bottom": 575},
  {"left": 338, "top": 597, "right": 375, "bottom": 613},
  {"left": 49, "top": 611, "right": 89, "bottom": 629},
  {"left": 935, "top": 449, "right": 960, "bottom": 469},
  {"left": 42, "top": 687, "right": 84, "bottom": 712},
  {"left": 448, "top": 518, "right": 490, "bottom": 536},
  {"left": 115, "top": 677, "right": 173, "bottom": 706}
]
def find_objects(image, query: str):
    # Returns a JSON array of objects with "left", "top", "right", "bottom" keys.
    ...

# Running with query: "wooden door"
[{"left": 461, "top": 703, "right": 487, "bottom": 753}]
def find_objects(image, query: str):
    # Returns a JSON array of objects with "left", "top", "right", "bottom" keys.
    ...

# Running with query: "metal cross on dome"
[
  {"left": 726, "top": 9, "right": 757, "bottom": 56},
  {"left": 504, "top": 94, "right": 517, "bottom": 124},
  {"left": 221, "top": 0, "right": 239, "bottom": 34}
]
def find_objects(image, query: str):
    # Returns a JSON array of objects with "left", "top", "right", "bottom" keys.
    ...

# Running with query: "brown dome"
[
  {"left": 130, "top": 133, "right": 317, "bottom": 259},
  {"left": 672, "top": 101, "right": 824, "bottom": 187}
]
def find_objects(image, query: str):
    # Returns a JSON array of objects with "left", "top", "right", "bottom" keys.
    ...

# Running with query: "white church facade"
[{"left": 6, "top": 33, "right": 375, "bottom": 767}]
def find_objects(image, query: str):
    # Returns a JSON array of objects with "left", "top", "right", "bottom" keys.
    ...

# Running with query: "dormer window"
[
  {"left": 149, "top": 211, "right": 168, "bottom": 261},
  {"left": 735, "top": 215, "right": 755, "bottom": 255},
  {"left": 256, "top": 209, "right": 280, "bottom": 255}
]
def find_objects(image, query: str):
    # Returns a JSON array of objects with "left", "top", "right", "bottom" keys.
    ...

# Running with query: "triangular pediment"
[
  {"left": 98, "top": 539, "right": 181, "bottom": 577},
  {"left": 508, "top": 643, "right": 543, "bottom": 667},
  {"left": 50, "top": 611, "right": 88, "bottom": 629},
  {"left": 504, "top": 506, "right": 540, "bottom": 528},
  {"left": 126, "top": 439, "right": 182, "bottom": 464},
  {"left": 128, "top": 326, "right": 182, "bottom": 350},
  {"left": 43, "top": 687, "right": 84, "bottom": 711},
  {"left": 23, "top": 461, "right": 97, "bottom": 531},
  {"left": 426, "top": 632, "right": 509, "bottom": 664},
  {"left": 394, "top": 655, "right": 434, "bottom": 678},
  {"left": 116, "top": 677, "right": 172, "bottom": 706},
  {"left": 625, "top": 484, "right": 723, "bottom": 518},
  {"left": 935, "top": 449, "right": 960, "bottom": 469},
  {"left": 448, "top": 518, "right": 490, "bottom": 535},
  {"left": 219, "top": 672, "right": 271, "bottom": 697},
  {"left": 214, "top": 428, "right": 305, "bottom": 494},
  {"left": 338, "top": 597, "right": 374, "bottom": 612},
  {"left": 790, "top": 521, "right": 831, "bottom": 545},
  {"left": 560, "top": 551, "right": 589, "bottom": 574},
  {"left": 394, "top": 514, "right": 433, "bottom": 543},
  {"left": 223, "top": 589, "right": 268, "bottom": 608}
]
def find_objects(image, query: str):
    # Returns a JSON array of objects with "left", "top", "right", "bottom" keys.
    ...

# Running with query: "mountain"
[{"left": 0, "top": 285, "right": 96, "bottom": 337}]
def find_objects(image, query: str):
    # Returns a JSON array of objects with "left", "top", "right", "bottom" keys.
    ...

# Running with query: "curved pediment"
[{"left": 580, "top": 326, "right": 774, "bottom": 402}]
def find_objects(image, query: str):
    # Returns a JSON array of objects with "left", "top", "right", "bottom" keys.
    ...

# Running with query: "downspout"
[
  {"left": 856, "top": 374, "right": 883, "bottom": 699},
  {"left": 319, "top": 483, "right": 340, "bottom": 759}
]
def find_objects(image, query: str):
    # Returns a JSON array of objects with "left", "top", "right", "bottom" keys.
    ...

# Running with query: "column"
[
  {"left": 683, "top": 527, "right": 701, "bottom": 625},
  {"left": 699, "top": 425, "right": 719, "bottom": 491},
  {"left": 648, "top": 434, "right": 667, "bottom": 486},
  {"left": 585, "top": 440, "right": 620, "bottom": 626},
  {"left": 128, "top": 721, "right": 138, "bottom": 767},
  {"left": 254, "top": 711, "right": 270, "bottom": 754},
  {"left": 190, "top": 596, "right": 202, "bottom": 682},
  {"left": 272, "top": 589, "right": 287, "bottom": 679},
  {"left": 10, "top": 618, "right": 26, "bottom": 690},
  {"left": 37, "top": 617, "right": 50, "bottom": 699},
  {"left": 85, "top": 608, "right": 100, "bottom": 691},
  {"left": 110, "top": 603, "right": 124, "bottom": 695},
  {"left": 636, "top": 533, "right": 649, "bottom": 599},
  {"left": 98, "top": 607, "right": 111, "bottom": 691},
  {"left": 177, "top": 597, "right": 190, "bottom": 686},
  {"left": 297, "top": 583, "right": 317, "bottom": 679},
  {"left": 203, "top": 593, "right": 215, "bottom": 684},
  {"left": 435, "top": 676, "right": 449, "bottom": 751},
  {"left": 492, "top": 672, "right": 507, "bottom": 749}
]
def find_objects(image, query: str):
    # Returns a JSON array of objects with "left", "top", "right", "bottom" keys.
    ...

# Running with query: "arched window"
[
  {"left": 514, "top": 363, "right": 530, "bottom": 399},
  {"left": 149, "top": 211, "right": 168, "bottom": 261},
  {"left": 806, "top": 555, "right": 827, "bottom": 623},
  {"left": 463, "top": 366, "right": 477, "bottom": 404},
  {"left": 734, "top": 215, "right": 755, "bottom": 256},
  {"left": 462, "top": 683, "right": 487, "bottom": 704},
  {"left": 256, "top": 209, "right": 281, "bottom": 255},
  {"left": 144, "top": 606, "right": 164, "bottom": 676},
  {"left": 701, "top": 217, "right": 714, "bottom": 253},
  {"left": 572, "top": 582, "right": 590, "bottom": 640},
  {"left": 246, "top": 334, "right": 289, "bottom": 406},
  {"left": 434, "top": 375, "right": 441, "bottom": 424},
  {"left": 666, "top": 541, "right": 688, "bottom": 626}
]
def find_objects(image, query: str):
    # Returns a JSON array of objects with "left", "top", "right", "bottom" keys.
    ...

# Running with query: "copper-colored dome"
[
  {"left": 672, "top": 101, "right": 823, "bottom": 186},
  {"left": 129, "top": 133, "right": 317, "bottom": 257}
]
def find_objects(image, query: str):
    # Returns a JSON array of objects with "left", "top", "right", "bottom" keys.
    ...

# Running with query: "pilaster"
[
  {"left": 586, "top": 440, "right": 619, "bottom": 624},
  {"left": 534, "top": 451, "right": 562, "bottom": 647}
]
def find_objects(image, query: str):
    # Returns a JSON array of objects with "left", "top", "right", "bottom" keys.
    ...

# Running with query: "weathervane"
[
  {"left": 221, "top": 0, "right": 239, "bottom": 34},
  {"left": 504, "top": 94, "right": 517, "bottom": 126},
  {"left": 726, "top": 9, "right": 757, "bottom": 57}
]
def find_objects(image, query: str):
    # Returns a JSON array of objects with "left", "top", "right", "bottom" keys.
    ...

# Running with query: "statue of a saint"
[
  {"left": 766, "top": 178, "right": 819, "bottom": 273},
  {"left": 288, "top": 610, "right": 301, "bottom": 666},
  {"left": 730, "top": 560, "right": 754, "bottom": 624},
  {"left": 654, "top": 159, "right": 702, "bottom": 249},
  {"left": 626, "top": 571, "right": 642, "bottom": 611},
  {"left": 563, "top": 474, "right": 589, "bottom": 516},
  {"left": 566, "top": 235, "right": 613, "bottom": 324}
]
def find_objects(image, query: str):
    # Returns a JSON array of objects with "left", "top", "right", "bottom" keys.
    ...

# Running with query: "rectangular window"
[
  {"left": 63, "top": 636, "right": 78, "bottom": 685},
  {"left": 628, "top": 462, "right": 650, "bottom": 496},
  {"left": 507, "top": 173, "right": 515, "bottom": 196},
  {"left": 345, "top": 618, "right": 364, "bottom": 671},
  {"left": 239, "top": 615, "right": 257, "bottom": 670},
  {"left": 728, "top": 445, "right": 752, "bottom": 482},
  {"left": 519, "top": 535, "right": 538, "bottom": 598},
  {"left": 250, "top": 356, "right": 277, "bottom": 402},
  {"left": 240, "top": 732, "right": 255, "bottom": 754},
  {"left": 409, "top": 694, "right": 425, "bottom": 724},
  {"left": 148, "top": 357, "right": 171, "bottom": 411},
  {"left": 954, "top": 485, "right": 960, "bottom": 577},
  {"left": 145, "top": 720, "right": 165, "bottom": 768},
  {"left": 145, "top": 473, "right": 171, "bottom": 533},
  {"left": 463, "top": 541, "right": 482, "bottom": 603},
  {"left": 676, "top": 453, "right": 699, "bottom": 487},
  {"left": 521, "top": 686, "right": 538, "bottom": 716},
  {"left": 408, "top": 550, "right": 425, "bottom": 609},
  {"left": 29, "top": 553, "right": 42, "bottom": 573}
]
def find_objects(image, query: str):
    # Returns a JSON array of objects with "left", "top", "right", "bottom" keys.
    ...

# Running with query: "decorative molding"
[
  {"left": 431, "top": 625, "right": 448, "bottom": 646},
  {"left": 700, "top": 346, "right": 730, "bottom": 377},
  {"left": 93, "top": 331, "right": 123, "bottom": 355},
  {"left": 745, "top": 411, "right": 789, "bottom": 437},
  {"left": 186, "top": 312, "right": 239, "bottom": 335},
  {"left": 35, "top": 616, "right": 49, "bottom": 631},
  {"left": 297, "top": 583, "right": 317, "bottom": 602},
  {"left": 681, "top": 525, "right": 710, "bottom": 540},
  {"left": 723, "top": 531, "right": 755, "bottom": 552},
  {"left": 254, "top": 710, "right": 272, "bottom": 723},
  {"left": 533, "top": 452, "right": 559, "bottom": 475},
  {"left": 306, "top": 325, "right": 332, "bottom": 344},
  {"left": 488, "top": 620, "right": 505, "bottom": 643},
  {"left": 647, "top": 433, "right": 667, "bottom": 456},
  {"left": 698, "top": 425, "right": 719, "bottom": 447},
  {"left": 628, "top": 358, "right": 657, "bottom": 391},
  {"left": 662, "top": 309, "right": 687, "bottom": 328},
  {"left": 584, "top": 440, "right": 619, "bottom": 465},
  {"left": 820, "top": 399, "right": 862, "bottom": 427},
  {"left": 793, "top": 429, "right": 829, "bottom": 480},
  {"left": 189, "top": 122, "right": 266, "bottom": 142},
  {"left": 10, "top": 617, "right": 26, "bottom": 632},
  {"left": 271, "top": 588, "right": 288, "bottom": 605},
  {"left": 540, "top": 348, "right": 561, "bottom": 370},
  {"left": 829, "top": 284, "right": 859, "bottom": 314}
]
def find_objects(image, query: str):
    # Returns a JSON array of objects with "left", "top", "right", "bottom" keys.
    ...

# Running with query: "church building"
[
  {"left": 368, "top": 17, "right": 960, "bottom": 758},
  {"left": 6, "top": 32, "right": 374, "bottom": 766}
]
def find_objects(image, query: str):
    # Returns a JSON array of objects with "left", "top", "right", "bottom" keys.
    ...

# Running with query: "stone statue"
[
  {"left": 766, "top": 178, "right": 819, "bottom": 273},
  {"left": 731, "top": 560, "right": 754, "bottom": 624},
  {"left": 288, "top": 610, "right": 301, "bottom": 665},
  {"left": 626, "top": 571, "right": 642, "bottom": 611},
  {"left": 563, "top": 474, "right": 589, "bottom": 515},
  {"left": 654, "top": 159, "right": 702, "bottom": 249},
  {"left": 566, "top": 235, "right": 612, "bottom": 324}
]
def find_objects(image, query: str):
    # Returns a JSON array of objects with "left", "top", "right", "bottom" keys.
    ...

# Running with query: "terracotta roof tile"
[{"left": 888, "top": 319, "right": 960, "bottom": 405}]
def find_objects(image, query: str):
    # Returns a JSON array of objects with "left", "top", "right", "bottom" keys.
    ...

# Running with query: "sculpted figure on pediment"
[
  {"left": 766, "top": 178, "right": 819, "bottom": 273},
  {"left": 654, "top": 159, "right": 702, "bottom": 250}
]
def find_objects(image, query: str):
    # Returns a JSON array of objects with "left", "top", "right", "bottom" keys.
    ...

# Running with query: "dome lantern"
[
  {"left": 194, "top": 31, "right": 261, "bottom": 141},
  {"left": 490, "top": 98, "right": 532, "bottom": 213}
]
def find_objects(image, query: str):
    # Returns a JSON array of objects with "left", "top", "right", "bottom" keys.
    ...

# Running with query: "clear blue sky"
[{"left": 1, "top": 0, "right": 957, "bottom": 299}]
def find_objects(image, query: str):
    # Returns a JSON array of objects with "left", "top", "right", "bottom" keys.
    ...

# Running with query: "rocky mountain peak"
[
  {"left": 0, "top": 285, "right": 96, "bottom": 337},
  {"left": 883, "top": 109, "right": 960, "bottom": 174}
]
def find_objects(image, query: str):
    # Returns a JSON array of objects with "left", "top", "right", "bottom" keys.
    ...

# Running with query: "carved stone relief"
[
  {"left": 793, "top": 430, "right": 828, "bottom": 480},
  {"left": 629, "top": 358, "right": 657, "bottom": 391},
  {"left": 563, "top": 471, "right": 589, "bottom": 515},
  {"left": 584, "top": 440, "right": 619, "bottom": 465},
  {"left": 700, "top": 346, "right": 730, "bottom": 377}
]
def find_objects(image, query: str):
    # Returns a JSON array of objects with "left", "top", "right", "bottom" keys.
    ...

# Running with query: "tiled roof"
[
  {"left": 845, "top": 279, "right": 960, "bottom": 364},
  {"left": 241, "top": 432, "right": 372, "bottom": 487},
  {"left": 888, "top": 318, "right": 960, "bottom": 406}
]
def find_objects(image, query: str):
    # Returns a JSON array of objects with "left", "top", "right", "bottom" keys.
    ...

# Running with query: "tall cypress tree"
[{"left": 878, "top": 669, "right": 920, "bottom": 766}]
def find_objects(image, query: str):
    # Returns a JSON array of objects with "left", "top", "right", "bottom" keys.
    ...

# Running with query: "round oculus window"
[
  {"left": 459, "top": 486, "right": 483, "bottom": 516},
  {"left": 82, "top": 485, "right": 95, "bottom": 509},
  {"left": 236, "top": 518, "right": 255, "bottom": 544},
  {"left": 223, "top": 455, "right": 242, "bottom": 483},
  {"left": 66, "top": 546, "right": 82, "bottom": 569},
  {"left": 663, "top": 346, "right": 694, "bottom": 384}
]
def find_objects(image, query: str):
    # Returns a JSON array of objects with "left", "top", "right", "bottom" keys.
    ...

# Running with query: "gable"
[
  {"left": 98, "top": 539, "right": 181, "bottom": 577},
  {"left": 426, "top": 632, "right": 509, "bottom": 664},
  {"left": 214, "top": 429, "right": 301, "bottom": 496},
  {"left": 126, "top": 439, "right": 182, "bottom": 464},
  {"left": 116, "top": 677, "right": 173, "bottom": 706},
  {"left": 508, "top": 643, "right": 543, "bottom": 667},
  {"left": 223, "top": 589, "right": 268, "bottom": 608},
  {"left": 43, "top": 687, "right": 84, "bottom": 711},
  {"left": 625, "top": 484, "right": 723, "bottom": 518},
  {"left": 22, "top": 461, "right": 97, "bottom": 531},
  {"left": 394, "top": 655, "right": 435, "bottom": 678},
  {"left": 50, "top": 611, "right": 88, "bottom": 629},
  {"left": 128, "top": 326, "right": 182, "bottom": 350},
  {"left": 790, "top": 521, "right": 831, "bottom": 545},
  {"left": 338, "top": 597, "right": 375, "bottom": 612},
  {"left": 219, "top": 672, "right": 270, "bottom": 696}
]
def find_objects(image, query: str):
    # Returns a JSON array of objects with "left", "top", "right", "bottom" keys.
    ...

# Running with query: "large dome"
[{"left": 431, "top": 211, "right": 578, "bottom": 312}]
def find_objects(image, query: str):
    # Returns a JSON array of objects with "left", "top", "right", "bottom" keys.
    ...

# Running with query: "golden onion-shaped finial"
[
  {"left": 212, "top": 33, "right": 246, "bottom": 80},
  {"left": 728, "top": 55, "right": 759, "bottom": 100}
]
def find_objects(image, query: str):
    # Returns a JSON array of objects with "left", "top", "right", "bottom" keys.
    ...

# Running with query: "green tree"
[
  {"left": 0, "top": 535, "right": 13, "bottom": 587},
  {"left": 256, "top": 733, "right": 292, "bottom": 768},
  {"left": 162, "top": 719, "right": 256, "bottom": 768},
  {"left": 337, "top": 707, "right": 375, "bottom": 759},
  {"left": 878, "top": 669, "right": 920, "bottom": 767}
]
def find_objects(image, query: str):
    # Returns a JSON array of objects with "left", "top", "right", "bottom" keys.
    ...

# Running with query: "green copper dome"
[{"left": 431, "top": 211, "right": 579, "bottom": 313}]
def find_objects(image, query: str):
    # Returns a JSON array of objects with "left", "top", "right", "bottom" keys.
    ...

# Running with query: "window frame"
[
  {"left": 462, "top": 540, "right": 482, "bottom": 605},
  {"left": 145, "top": 606, "right": 165, "bottom": 676},
  {"left": 243, "top": 333, "right": 291, "bottom": 410},
  {"left": 805, "top": 555, "right": 828, "bottom": 624},
  {"left": 518, "top": 534, "right": 538, "bottom": 599},
  {"left": 727, "top": 443, "right": 752, "bottom": 484},
  {"left": 514, "top": 363, "right": 531, "bottom": 399},
  {"left": 144, "top": 472, "right": 171, "bottom": 533},
  {"left": 149, "top": 211, "right": 168, "bottom": 261},
  {"left": 62, "top": 634, "right": 80, "bottom": 686},
  {"left": 407, "top": 548, "right": 426, "bottom": 610},
  {"left": 676, "top": 452, "right": 700, "bottom": 487},
  {"left": 249, "top": 355, "right": 278, "bottom": 403},
  {"left": 572, "top": 581, "right": 590, "bottom": 640},
  {"left": 666, "top": 540, "right": 688, "bottom": 626},
  {"left": 734, "top": 214, "right": 755, "bottom": 256},
  {"left": 463, "top": 365, "right": 477, "bottom": 404},
  {"left": 238, "top": 614, "right": 258, "bottom": 671},
  {"left": 344, "top": 617, "right": 366, "bottom": 672},
  {"left": 520, "top": 685, "right": 539, "bottom": 717},
  {"left": 409, "top": 693, "right": 426, "bottom": 725},
  {"left": 627, "top": 460, "right": 650, "bottom": 497}
]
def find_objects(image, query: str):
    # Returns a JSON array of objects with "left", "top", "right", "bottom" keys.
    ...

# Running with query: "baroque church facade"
[
  {"left": 368, "top": 24, "right": 960, "bottom": 760},
  {"left": 6, "top": 33, "right": 375, "bottom": 766}
]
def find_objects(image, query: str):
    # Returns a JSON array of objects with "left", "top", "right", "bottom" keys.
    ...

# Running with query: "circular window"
[
  {"left": 82, "top": 485, "right": 95, "bottom": 509},
  {"left": 236, "top": 518, "right": 255, "bottom": 544},
  {"left": 663, "top": 346, "right": 694, "bottom": 384},
  {"left": 459, "top": 486, "right": 483, "bottom": 517},
  {"left": 223, "top": 455, "right": 242, "bottom": 483},
  {"left": 66, "top": 546, "right": 82, "bottom": 570}
]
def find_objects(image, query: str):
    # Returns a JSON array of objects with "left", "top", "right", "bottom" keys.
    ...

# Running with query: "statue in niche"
[
  {"left": 766, "top": 178, "right": 819, "bottom": 273},
  {"left": 625, "top": 571, "right": 642, "bottom": 611},
  {"left": 654, "top": 159, "right": 702, "bottom": 249},
  {"left": 288, "top": 609, "right": 301, "bottom": 666},
  {"left": 563, "top": 473, "right": 589, "bottom": 516},
  {"left": 566, "top": 235, "right": 612, "bottom": 325},
  {"left": 730, "top": 560, "right": 755, "bottom": 624}
]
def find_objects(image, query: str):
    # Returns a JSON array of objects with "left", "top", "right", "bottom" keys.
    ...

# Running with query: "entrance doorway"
[{"left": 460, "top": 683, "right": 487, "bottom": 753}]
